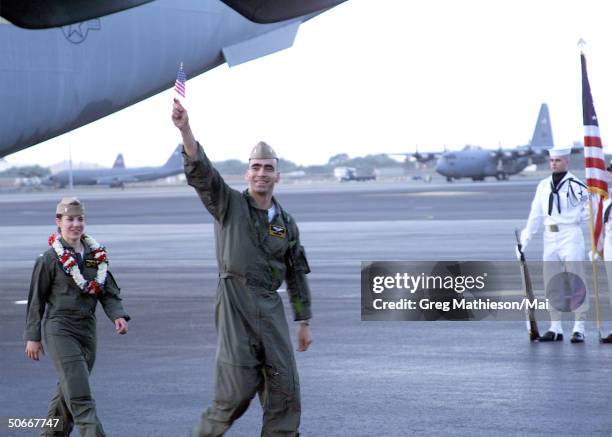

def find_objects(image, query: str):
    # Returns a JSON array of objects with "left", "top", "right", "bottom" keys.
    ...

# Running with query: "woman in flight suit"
[{"left": 24, "top": 197, "right": 130, "bottom": 437}]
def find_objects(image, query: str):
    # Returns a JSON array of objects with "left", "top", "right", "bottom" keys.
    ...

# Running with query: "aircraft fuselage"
[
  {"left": 435, "top": 149, "right": 529, "bottom": 181},
  {"left": 0, "top": 0, "right": 343, "bottom": 158}
]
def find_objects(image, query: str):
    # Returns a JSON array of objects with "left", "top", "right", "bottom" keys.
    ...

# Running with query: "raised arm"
[
  {"left": 171, "top": 99, "right": 234, "bottom": 223},
  {"left": 172, "top": 98, "right": 198, "bottom": 159}
]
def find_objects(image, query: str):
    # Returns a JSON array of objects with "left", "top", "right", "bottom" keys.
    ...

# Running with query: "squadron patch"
[
  {"left": 269, "top": 224, "right": 287, "bottom": 238},
  {"left": 85, "top": 259, "right": 98, "bottom": 268}
]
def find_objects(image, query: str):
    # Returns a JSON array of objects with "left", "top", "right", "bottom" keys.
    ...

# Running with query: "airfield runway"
[{"left": 2, "top": 177, "right": 612, "bottom": 436}]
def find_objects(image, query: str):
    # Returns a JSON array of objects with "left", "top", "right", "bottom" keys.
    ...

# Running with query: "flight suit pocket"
[
  {"left": 263, "top": 365, "right": 296, "bottom": 411},
  {"left": 270, "top": 236, "right": 289, "bottom": 258},
  {"left": 82, "top": 256, "right": 98, "bottom": 281}
]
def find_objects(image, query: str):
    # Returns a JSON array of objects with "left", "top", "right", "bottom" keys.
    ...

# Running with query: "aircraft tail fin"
[
  {"left": 529, "top": 103, "right": 554, "bottom": 150},
  {"left": 112, "top": 153, "right": 125, "bottom": 168},
  {"left": 163, "top": 145, "right": 183, "bottom": 169}
]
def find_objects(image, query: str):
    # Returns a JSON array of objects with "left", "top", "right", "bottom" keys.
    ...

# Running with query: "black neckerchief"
[
  {"left": 549, "top": 173, "right": 568, "bottom": 215},
  {"left": 552, "top": 171, "right": 567, "bottom": 189},
  {"left": 548, "top": 173, "right": 587, "bottom": 215}
]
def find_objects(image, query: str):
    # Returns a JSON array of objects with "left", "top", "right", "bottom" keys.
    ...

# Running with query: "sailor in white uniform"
[{"left": 518, "top": 146, "right": 589, "bottom": 342}]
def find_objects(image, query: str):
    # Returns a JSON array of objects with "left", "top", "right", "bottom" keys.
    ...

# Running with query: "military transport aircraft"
[
  {"left": 0, "top": 0, "right": 345, "bottom": 158},
  {"left": 391, "top": 103, "right": 557, "bottom": 182},
  {"left": 42, "top": 146, "right": 182, "bottom": 188},
  {"left": 434, "top": 145, "right": 531, "bottom": 182}
]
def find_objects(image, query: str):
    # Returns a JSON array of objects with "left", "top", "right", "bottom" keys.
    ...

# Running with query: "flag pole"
[
  {"left": 580, "top": 41, "right": 604, "bottom": 340},
  {"left": 587, "top": 191, "right": 602, "bottom": 339}
]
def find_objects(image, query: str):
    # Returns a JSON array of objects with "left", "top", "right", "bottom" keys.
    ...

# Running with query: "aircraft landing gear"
[
  {"left": 495, "top": 172, "right": 508, "bottom": 181},
  {"left": 446, "top": 176, "right": 454, "bottom": 182}
]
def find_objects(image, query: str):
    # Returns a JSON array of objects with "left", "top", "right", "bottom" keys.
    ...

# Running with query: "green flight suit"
[
  {"left": 24, "top": 238, "right": 130, "bottom": 437},
  {"left": 184, "top": 145, "right": 312, "bottom": 437}
]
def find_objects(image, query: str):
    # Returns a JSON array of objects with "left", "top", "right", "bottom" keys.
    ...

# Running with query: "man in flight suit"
[
  {"left": 171, "top": 98, "right": 313, "bottom": 437},
  {"left": 518, "top": 146, "right": 589, "bottom": 343}
]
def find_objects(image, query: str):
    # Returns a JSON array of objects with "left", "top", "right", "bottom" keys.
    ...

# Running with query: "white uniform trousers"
[{"left": 542, "top": 225, "right": 588, "bottom": 333}]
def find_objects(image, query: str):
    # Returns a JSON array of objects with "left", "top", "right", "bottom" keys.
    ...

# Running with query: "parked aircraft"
[
  {"left": 43, "top": 146, "right": 182, "bottom": 188},
  {"left": 435, "top": 103, "right": 554, "bottom": 181},
  {"left": 435, "top": 146, "right": 530, "bottom": 182},
  {"left": 390, "top": 103, "right": 558, "bottom": 182},
  {"left": 0, "top": 0, "right": 345, "bottom": 158}
]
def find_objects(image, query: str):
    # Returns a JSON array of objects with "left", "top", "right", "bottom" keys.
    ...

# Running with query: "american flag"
[
  {"left": 175, "top": 62, "right": 186, "bottom": 98},
  {"left": 581, "top": 51, "right": 608, "bottom": 255}
]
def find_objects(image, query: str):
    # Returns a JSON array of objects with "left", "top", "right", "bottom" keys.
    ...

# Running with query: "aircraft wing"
[
  {"left": 1, "top": 0, "right": 346, "bottom": 29},
  {"left": 492, "top": 146, "right": 551, "bottom": 165},
  {"left": 387, "top": 151, "right": 442, "bottom": 164},
  {"left": 222, "top": 0, "right": 346, "bottom": 23}
]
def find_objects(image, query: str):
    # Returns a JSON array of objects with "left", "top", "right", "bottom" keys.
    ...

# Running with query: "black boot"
[
  {"left": 570, "top": 332, "right": 585, "bottom": 343},
  {"left": 600, "top": 333, "right": 612, "bottom": 344},
  {"left": 538, "top": 331, "right": 563, "bottom": 342}
]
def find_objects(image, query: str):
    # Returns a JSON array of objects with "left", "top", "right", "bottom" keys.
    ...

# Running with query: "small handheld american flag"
[{"left": 175, "top": 62, "right": 186, "bottom": 98}]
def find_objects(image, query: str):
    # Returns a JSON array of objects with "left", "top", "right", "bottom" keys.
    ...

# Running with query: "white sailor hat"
[{"left": 548, "top": 146, "right": 571, "bottom": 158}]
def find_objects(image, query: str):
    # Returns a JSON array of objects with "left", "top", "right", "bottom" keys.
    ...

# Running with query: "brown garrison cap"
[
  {"left": 249, "top": 141, "right": 278, "bottom": 160},
  {"left": 56, "top": 197, "right": 85, "bottom": 216}
]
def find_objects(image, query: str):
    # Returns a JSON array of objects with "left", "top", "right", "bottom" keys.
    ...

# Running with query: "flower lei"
[{"left": 48, "top": 233, "right": 108, "bottom": 295}]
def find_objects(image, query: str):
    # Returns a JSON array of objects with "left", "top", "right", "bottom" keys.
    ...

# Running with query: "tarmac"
[{"left": 2, "top": 177, "right": 612, "bottom": 436}]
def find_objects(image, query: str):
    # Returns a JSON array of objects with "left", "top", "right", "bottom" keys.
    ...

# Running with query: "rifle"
[{"left": 515, "top": 229, "right": 540, "bottom": 341}]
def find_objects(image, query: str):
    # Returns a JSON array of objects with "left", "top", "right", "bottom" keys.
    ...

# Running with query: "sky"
[{"left": 6, "top": 0, "right": 612, "bottom": 168}]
